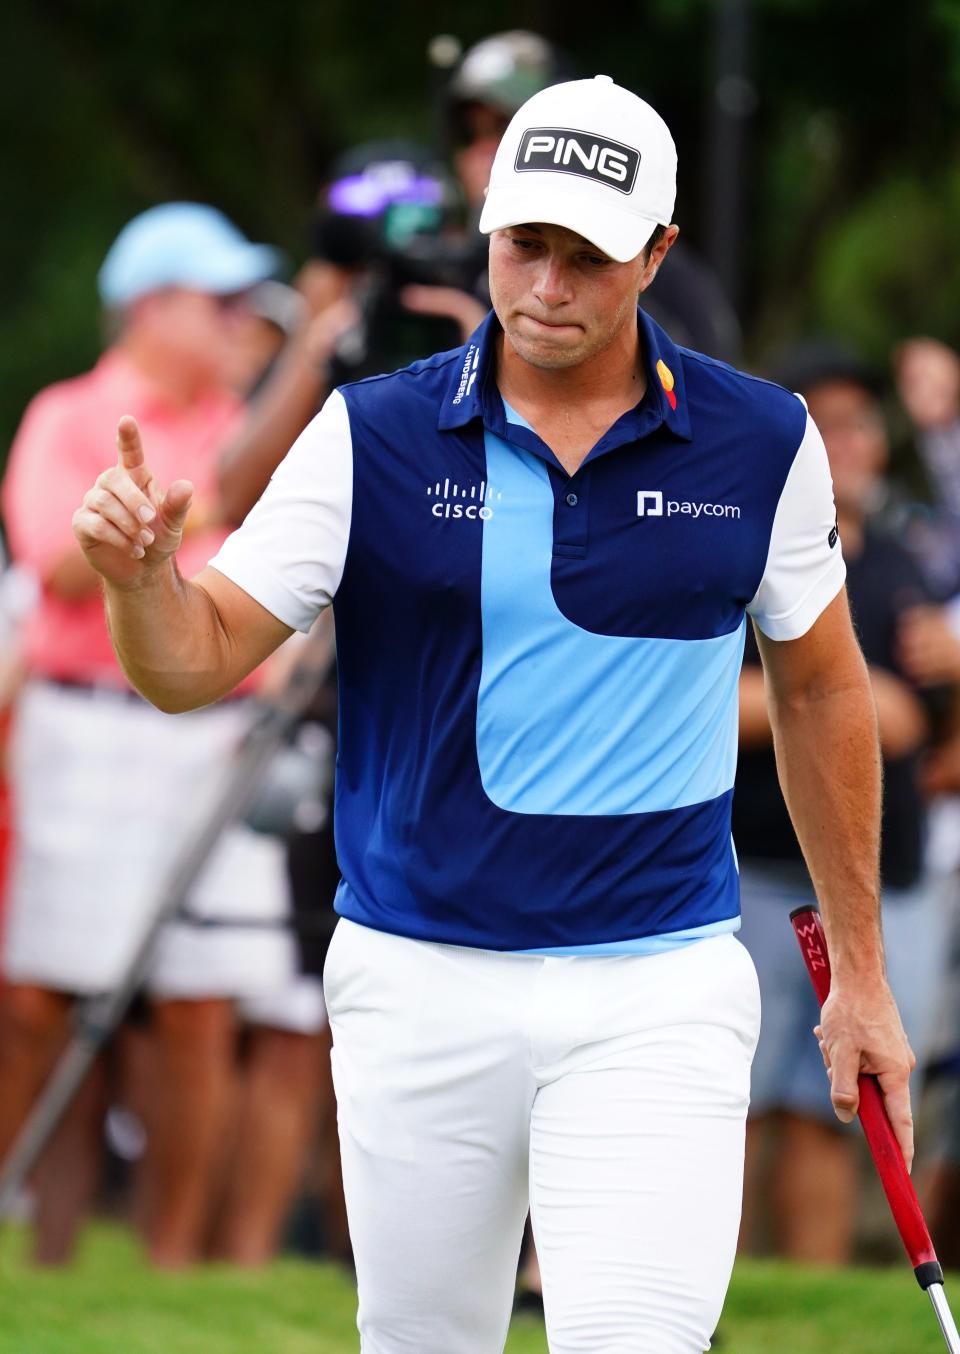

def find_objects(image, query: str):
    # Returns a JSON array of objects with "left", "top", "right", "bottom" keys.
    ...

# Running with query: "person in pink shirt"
[{"left": 0, "top": 204, "right": 326, "bottom": 1266}]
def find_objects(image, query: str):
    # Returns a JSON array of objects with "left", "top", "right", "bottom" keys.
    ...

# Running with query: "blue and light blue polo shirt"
[{"left": 211, "top": 310, "right": 844, "bottom": 954}]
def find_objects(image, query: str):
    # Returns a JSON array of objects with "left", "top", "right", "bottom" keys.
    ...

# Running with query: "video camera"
[{"left": 311, "top": 141, "right": 487, "bottom": 380}]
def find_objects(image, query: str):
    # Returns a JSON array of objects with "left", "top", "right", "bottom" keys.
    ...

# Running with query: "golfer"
[{"left": 74, "top": 77, "right": 913, "bottom": 1353}]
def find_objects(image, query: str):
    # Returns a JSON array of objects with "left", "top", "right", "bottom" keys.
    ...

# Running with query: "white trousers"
[
  {"left": 3, "top": 681, "right": 326, "bottom": 1030},
  {"left": 324, "top": 919, "right": 760, "bottom": 1354}
]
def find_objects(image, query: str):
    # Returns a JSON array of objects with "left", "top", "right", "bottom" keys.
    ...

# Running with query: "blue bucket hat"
[{"left": 98, "top": 202, "right": 280, "bottom": 306}]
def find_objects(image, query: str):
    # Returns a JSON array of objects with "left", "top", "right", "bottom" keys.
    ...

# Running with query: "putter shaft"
[
  {"left": 929, "top": 1284, "right": 960, "bottom": 1354},
  {"left": 790, "top": 907, "right": 960, "bottom": 1354}
]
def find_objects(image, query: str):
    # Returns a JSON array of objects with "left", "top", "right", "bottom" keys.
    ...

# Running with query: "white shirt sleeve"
[
  {"left": 747, "top": 409, "right": 846, "bottom": 640},
  {"left": 207, "top": 389, "right": 353, "bottom": 633}
]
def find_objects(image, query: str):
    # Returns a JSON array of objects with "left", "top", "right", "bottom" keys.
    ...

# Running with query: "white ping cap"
[{"left": 478, "top": 75, "right": 677, "bottom": 263}]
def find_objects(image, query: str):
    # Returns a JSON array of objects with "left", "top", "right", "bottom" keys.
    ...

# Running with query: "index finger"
[
  {"left": 117, "top": 415, "right": 146, "bottom": 472},
  {"left": 876, "top": 1070, "right": 915, "bottom": 1172}
]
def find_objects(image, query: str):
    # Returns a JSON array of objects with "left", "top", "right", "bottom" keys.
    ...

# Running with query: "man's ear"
[
  {"left": 640, "top": 224, "right": 679, "bottom": 292},
  {"left": 651, "top": 224, "right": 680, "bottom": 268}
]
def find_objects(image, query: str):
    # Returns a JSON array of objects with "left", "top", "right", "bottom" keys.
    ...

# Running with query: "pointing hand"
[{"left": 72, "top": 416, "right": 194, "bottom": 587}]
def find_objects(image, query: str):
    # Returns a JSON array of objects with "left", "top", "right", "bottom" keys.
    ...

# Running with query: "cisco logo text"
[{"left": 428, "top": 478, "right": 501, "bottom": 521}]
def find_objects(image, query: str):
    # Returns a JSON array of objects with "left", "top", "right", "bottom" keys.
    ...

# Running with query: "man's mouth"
[{"left": 517, "top": 314, "right": 580, "bottom": 333}]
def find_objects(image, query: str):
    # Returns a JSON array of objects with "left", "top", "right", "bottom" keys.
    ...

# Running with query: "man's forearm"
[
  {"left": 217, "top": 334, "right": 326, "bottom": 526},
  {"left": 756, "top": 598, "right": 915, "bottom": 1153},
  {"left": 769, "top": 671, "right": 885, "bottom": 982},
  {"left": 104, "top": 561, "right": 235, "bottom": 713}
]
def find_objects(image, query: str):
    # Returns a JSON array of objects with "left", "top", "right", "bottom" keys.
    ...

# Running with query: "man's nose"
[{"left": 532, "top": 257, "right": 573, "bottom": 307}]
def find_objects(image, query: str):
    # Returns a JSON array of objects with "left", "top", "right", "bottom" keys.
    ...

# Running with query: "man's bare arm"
[
  {"left": 105, "top": 563, "right": 291, "bottom": 712},
  {"left": 217, "top": 330, "right": 328, "bottom": 527},
  {"left": 218, "top": 277, "right": 359, "bottom": 525},
  {"left": 73, "top": 416, "right": 292, "bottom": 712},
  {"left": 755, "top": 589, "right": 916, "bottom": 1164}
]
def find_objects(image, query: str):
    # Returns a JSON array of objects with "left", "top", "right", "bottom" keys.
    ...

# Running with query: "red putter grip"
[{"left": 789, "top": 907, "right": 939, "bottom": 1277}]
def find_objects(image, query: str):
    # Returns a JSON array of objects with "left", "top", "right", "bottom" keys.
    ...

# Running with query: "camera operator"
[
  {"left": 315, "top": 139, "right": 488, "bottom": 383},
  {"left": 217, "top": 141, "right": 484, "bottom": 526}
]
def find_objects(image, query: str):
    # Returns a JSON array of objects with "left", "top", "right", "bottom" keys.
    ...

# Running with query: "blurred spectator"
[
  {"left": 0, "top": 548, "right": 37, "bottom": 968},
  {"left": 443, "top": 29, "right": 741, "bottom": 361},
  {"left": 892, "top": 336, "right": 960, "bottom": 1265},
  {"left": 882, "top": 337, "right": 960, "bottom": 600},
  {"left": 225, "top": 280, "right": 308, "bottom": 398},
  {"left": 443, "top": 30, "right": 570, "bottom": 216},
  {"left": 895, "top": 338, "right": 960, "bottom": 516},
  {"left": 0, "top": 202, "right": 326, "bottom": 1267},
  {"left": 923, "top": 919, "right": 960, "bottom": 1269},
  {"left": 736, "top": 342, "right": 955, "bottom": 1264}
]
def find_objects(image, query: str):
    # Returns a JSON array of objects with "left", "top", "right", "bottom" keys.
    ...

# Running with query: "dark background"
[{"left": 3, "top": 0, "right": 959, "bottom": 452}]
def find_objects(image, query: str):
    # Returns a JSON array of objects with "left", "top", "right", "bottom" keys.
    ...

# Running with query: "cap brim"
[
  {"left": 179, "top": 243, "right": 281, "bottom": 295},
  {"left": 479, "top": 186, "right": 659, "bottom": 263}
]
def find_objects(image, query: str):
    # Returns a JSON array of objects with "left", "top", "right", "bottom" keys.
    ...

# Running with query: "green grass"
[{"left": 0, "top": 1223, "right": 953, "bottom": 1353}]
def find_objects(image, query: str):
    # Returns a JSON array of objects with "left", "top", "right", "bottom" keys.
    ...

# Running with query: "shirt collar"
[
  {"left": 635, "top": 307, "right": 692, "bottom": 442},
  {"left": 437, "top": 311, "right": 500, "bottom": 431},
  {"left": 437, "top": 307, "right": 692, "bottom": 444}
]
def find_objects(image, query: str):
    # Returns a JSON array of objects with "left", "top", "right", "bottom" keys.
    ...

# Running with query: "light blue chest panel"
[{"left": 478, "top": 403, "right": 742, "bottom": 955}]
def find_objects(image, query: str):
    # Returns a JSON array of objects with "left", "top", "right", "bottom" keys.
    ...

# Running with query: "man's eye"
[{"left": 583, "top": 255, "right": 609, "bottom": 267}]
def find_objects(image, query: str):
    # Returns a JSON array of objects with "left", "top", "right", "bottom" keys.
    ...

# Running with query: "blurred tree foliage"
[{"left": 1, "top": 0, "right": 957, "bottom": 454}]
